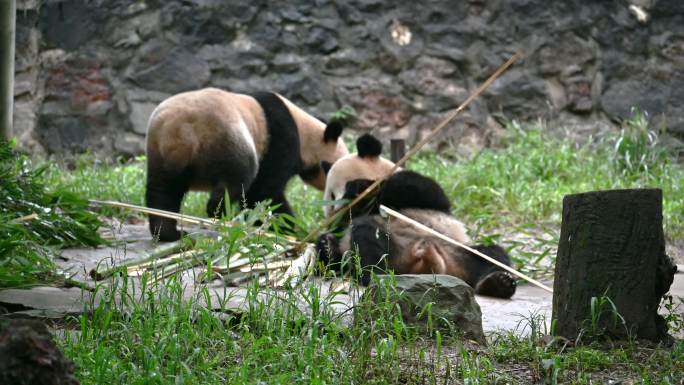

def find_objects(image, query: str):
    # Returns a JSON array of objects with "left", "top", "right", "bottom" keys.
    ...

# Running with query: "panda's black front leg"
[
  {"left": 268, "top": 192, "right": 295, "bottom": 217},
  {"left": 267, "top": 192, "right": 301, "bottom": 235},
  {"left": 244, "top": 189, "right": 299, "bottom": 235},
  {"left": 146, "top": 173, "right": 189, "bottom": 242},
  {"left": 207, "top": 183, "right": 228, "bottom": 218}
]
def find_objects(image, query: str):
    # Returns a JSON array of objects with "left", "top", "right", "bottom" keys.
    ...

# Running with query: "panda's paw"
[
  {"left": 156, "top": 228, "right": 187, "bottom": 242},
  {"left": 475, "top": 271, "right": 517, "bottom": 299},
  {"left": 315, "top": 233, "right": 340, "bottom": 265}
]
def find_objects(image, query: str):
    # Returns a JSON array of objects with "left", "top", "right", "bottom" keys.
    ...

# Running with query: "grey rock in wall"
[{"left": 13, "top": 0, "right": 684, "bottom": 157}]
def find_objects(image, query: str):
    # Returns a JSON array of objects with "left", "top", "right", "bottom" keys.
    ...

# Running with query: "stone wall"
[{"left": 13, "top": 0, "right": 684, "bottom": 157}]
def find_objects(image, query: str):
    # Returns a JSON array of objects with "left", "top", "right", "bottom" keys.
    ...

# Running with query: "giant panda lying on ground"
[
  {"left": 145, "top": 88, "right": 349, "bottom": 241},
  {"left": 316, "top": 135, "right": 517, "bottom": 299}
]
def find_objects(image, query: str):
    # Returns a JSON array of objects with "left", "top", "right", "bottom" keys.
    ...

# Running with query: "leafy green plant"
[
  {"left": 661, "top": 294, "right": 684, "bottom": 335},
  {"left": 611, "top": 109, "right": 673, "bottom": 177},
  {"left": 0, "top": 140, "right": 105, "bottom": 287},
  {"left": 329, "top": 105, "right": 356, "bottom": 125},
  {"left": 584, "top": 295, "right": 627, "bottom": 342},
  {"left": 541, "top": 356, "right": 562, "bottom": 385}
]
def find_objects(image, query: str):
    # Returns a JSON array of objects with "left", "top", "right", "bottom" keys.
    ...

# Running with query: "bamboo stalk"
[
  {"left": 10, "top": 213, "right": 38, "bottom": 223},
  {"left": 295, "top": 51, "right": 522, "bottom": 250},
  {"left": 222, "top": 271, "right": 254, "bottom": 286},
  {"left": 149, "top": 253, "right": 209, "bottom": 283},
  {"left": 90, "top": 238, "right": 192, "bottom": 280},
  {"left": 89, "top": 200, "right": 215, "bottom": 226},
  {"left": 274, "top": 245, "right": 316, "bottom": 287},
  {"left": 239, "top": 259, "right": 293, "bottom": 272},
  {"left": 127, "top": 250, "right": 202, "bottom": 273},
  {"left": 379, "top": 205, "right": 553, "bottom": 293},
  {"left": 0, "top": 0, "right": 15, "bottom": 140},
  {"left": 89, "top": 199, "right": 298, "bottom": 243},
  {"left": 211, "top": 251, "right": 289, "bottom": 273}
]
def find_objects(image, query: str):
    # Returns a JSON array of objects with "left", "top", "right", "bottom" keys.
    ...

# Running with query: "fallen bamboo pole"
[
  {"left": 89, "top": 199, "right": 298, "bottom": 243},
  {"left": 274, "top": 245, "right": 316, "bottom": 287},
  {"left": 127, "top": 250, "right": 202, "bottom": 274},
  {"left": 10, "top": 213, "right": 38, "bottom": 223},
  {"left": 295, "top": 51, "right": 522, "bottom": 250},
  {"left": 378, "top": 205, "right": 553, "bottom": 293},
  {"left": 89, "top": 200, "right": 215, "bottom": 226},
  {"left": 90, "top": 238, "right": 193, "bottom": 280}
]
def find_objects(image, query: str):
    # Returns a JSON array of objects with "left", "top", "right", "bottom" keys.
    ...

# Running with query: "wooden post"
[
  {"left": 552, "top": 189, "right": 677, "bottom": 342},
  {"left": 0, "top": 0, "right": 15, "bottom": 141},
  {"left": 390, "top": 138, "right": 405, "bottom": 163}
]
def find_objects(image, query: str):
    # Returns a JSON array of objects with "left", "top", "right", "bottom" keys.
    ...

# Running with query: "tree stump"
[{"left": 552, "top": 189, "right": 677, "bottom": 342}]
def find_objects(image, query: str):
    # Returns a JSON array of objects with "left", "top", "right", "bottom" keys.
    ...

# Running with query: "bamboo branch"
[
  {"left": 239, "top": 259, "right": 294, "bottom": 272},
  {"left": 295, "top": 51, "right": 522, "bottom": 250},
  {"left": 274, "top": 245, "right": 316, "bottom": 287},
  {"left": 89, "top": 199, "right": 298, "bottom": 243},
  {"left": 89, "top": 200, "right": 215, "bottom": 226},
  {"left": 210, "top": 248, "right": 285, "bottom": 274},
  {"left": 379, "top": 205, "right": 553, "bottom": 293},
  {"left": 10, "top": 213, "right": 38, "bottom": 223},
  {"left": 148, "top": 253, "right": 209, "bottom": 283},
  {"left": 127, "top": 250, "right": 202, "bottom": 274},
  {"left": 90, "top": 238, "right": 193, "bottom": 280}
]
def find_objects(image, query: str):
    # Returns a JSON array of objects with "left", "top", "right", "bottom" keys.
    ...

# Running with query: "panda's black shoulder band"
[
  {"left": 356, "top": 134, "right": 382, "bottom": 158},
  {"left": 249, "top": 91, "right": 303, "bottom": 189}
]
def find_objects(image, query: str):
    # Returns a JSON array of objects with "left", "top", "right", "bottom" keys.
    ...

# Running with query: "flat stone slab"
[
  {"left": 0, "top": 286, "right": 98, "bottom": 318},
  {"left": 477, "top": 284, "right": 552, "bottom": 334}
]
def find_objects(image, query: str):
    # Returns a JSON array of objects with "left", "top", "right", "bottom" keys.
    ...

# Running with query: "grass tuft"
[{"left": 0, "top": 140, "right": 105, "bottom": 288}]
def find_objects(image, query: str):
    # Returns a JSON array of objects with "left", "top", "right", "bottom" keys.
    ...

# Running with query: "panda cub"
[
  {"left": 322, "top": 133, "right": 399, "bottom": 218},
  {"left": 145, "top": 88, "right": 349, "bottom": 241},
  {"left": 316, "top": 135, "right": 517, "bottom": 299}
]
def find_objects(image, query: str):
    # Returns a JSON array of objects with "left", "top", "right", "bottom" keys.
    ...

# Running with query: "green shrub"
[{"left": 0, "top": 140, "right": 104, "bottom": 287}]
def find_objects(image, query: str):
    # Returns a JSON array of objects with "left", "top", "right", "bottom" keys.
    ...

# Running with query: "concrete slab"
[
  {"left": 0, "top": 286, "right": 98, "bottom": 317},
  {"left": 477, "top": 284, "right": 552, "bottom": 335}
]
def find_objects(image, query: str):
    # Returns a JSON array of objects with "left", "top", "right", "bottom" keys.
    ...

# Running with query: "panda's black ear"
[
  {"left": 320, "top": 160, "right": 333, "bottom": 175},
  {"left": 356, "top": 134, "right": 382, "bottom": 158},
  {"left": 323, "top": 121, "right": 344, "bottom": 143}
]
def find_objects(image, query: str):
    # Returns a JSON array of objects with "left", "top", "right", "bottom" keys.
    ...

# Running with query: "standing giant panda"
[
  {"left": 146, "top": 88, "right": 348, "bottom": 241},
  {"left": 316, "top": 135, "right": 516, "bottom": 298}
]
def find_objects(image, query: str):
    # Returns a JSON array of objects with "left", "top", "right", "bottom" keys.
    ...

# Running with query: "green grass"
[
  {"left": 60, "top": 265, "right": 454, "bottom": 384},
  {"left": 489, "top": 312, "right": 684, "bottom": 384},
  {"left": 0, "top": 140, "right": 104, "bottom": 288},
  {"left": 410, "top": 121, "right": 684, "bottom": 241},
  {"left": 58, "top": 267, "right": 683, "bottom": 384}
]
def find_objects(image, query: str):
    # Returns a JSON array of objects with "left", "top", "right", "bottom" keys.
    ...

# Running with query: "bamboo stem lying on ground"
[
  {"left": 127, "top": 250, "right": 204, "bottom": 275},
  {"left": 239, "top": 259, "right": 294, "bottom": 272},
  {"left": 90, "top": 238, "right": 193, "bottom": 280},
  {"left": 10, "top": 213, "right": 38, "bottom": 223},
  {"left": 379, "top": 205, "right": 554, "bottom": 293},
  {"left": 90, "top": 199, "right": 214, "bottom": 226},
  {"left": 210, "top": 248, "right": 285, "bottom": 274},
  {"left": 274, "top": 245, "right": 316, "bottom": 287},
  {"left": 149, "top": 253, "right": 209, "bottom": 283},
  {"left": 89, "top": 199, "right": 298, "bottom": 243}
]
